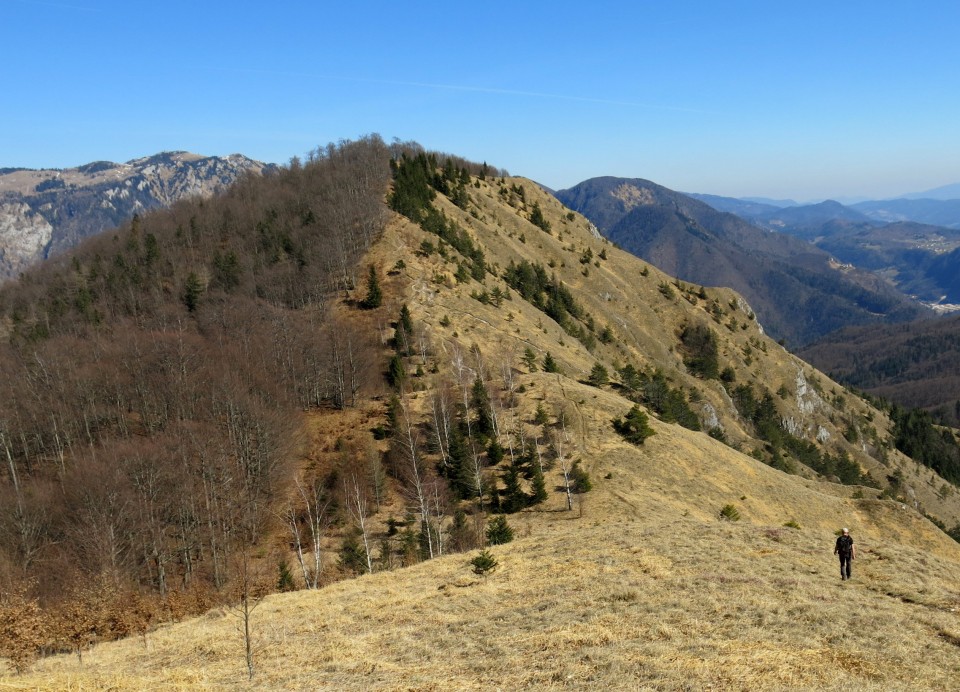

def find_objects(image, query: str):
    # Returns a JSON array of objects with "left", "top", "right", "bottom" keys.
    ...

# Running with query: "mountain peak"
[
  {"left": 0, "top": 151, "right": 276, "bottom": 281},
  {"left": 554, "top": 176, "right": 925, "bottom": 347}
]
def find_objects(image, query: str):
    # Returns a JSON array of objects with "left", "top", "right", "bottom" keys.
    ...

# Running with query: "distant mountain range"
[
  {"left": 851, "top": 198, "right": 960, "bottom": 229},
  {"left": 900, "top": 182, "right": 960, "bottom": 201},
  {"left": 689, "top": 192, "right": 960, "bottom": 305},
  {"left": 0, "top": 152, "right": 276, "bottom": 282},
  {"left": 554, "top": 177, "right": 930, "bottom": 347},
  {"left": 689, "top": 190, "right": 960, "bottom": 230}
]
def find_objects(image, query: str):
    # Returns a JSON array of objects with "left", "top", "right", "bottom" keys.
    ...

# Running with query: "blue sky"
[{"left": 3, "top": 0, "right": 959, "bottom": 201}]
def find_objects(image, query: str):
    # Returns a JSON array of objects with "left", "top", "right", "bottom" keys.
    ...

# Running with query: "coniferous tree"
[
  {"left": 338, "top": 530, "right": 370, "bottom": 574},
  {"left": 529, "top": 463, "right": 548, "bottom": 505},
  {"left": 360, "top": 265, "right": 382, "bottom": 309},
  {"left": 588, "top": 362, "right": 609, "bottom": 387},
  {"left": 276, "top": 560, "right": 295, "bottom": 592},
  {"left": 471, "top": 375, "right": 494, "bottom": 438},
  {"left": 570, "top": 461, "right": 592, "bottom": 493},
  {"left": 398, "top": 303, "right": 413, "bottom": 337},
  {"left": 448, "top": 509, "right": 474, "bottom": 552},
  {"left": 534, "top": 402, "right": 550, "bottom": 426},
  {"left": 182, "top": 272, "right": 203, "bottom": 312},
  {"left": 487, "top": 438, "right": 505, "bottom": 464},
  {"left": 613, "top": 405, "right": 656, "bottom": 445},
  {"left": 500, "top": 463, "right": 527, "bottom": 513},
  {"left": 394, "top": 304, "right": 413, "bottom": 355},
  {"left": 542, "top": 352, "right": 560, "bottom": 373},
  {"left": 447, "top": 421, "right": 476, "bottom": 500},
  {"left": 618, "top": 363, "right": 643, "bottom": 393},
  {"left": 529, "top": 202, "right": 551, "bottom": 232},
  {"left": 522, "top": 347, "right": 538, "bottom": 372},
  {"left": 387, "top": 355, "right": 407, "bottom": 389},
  {"left": 470, "top": 549, "right": 498, "bottom": 575},
  {"left": 486, "top": 515, "right": 514, "bottom": 545},
  {"left": 680, "top": 323, "right": 719, "bottom": 379}
]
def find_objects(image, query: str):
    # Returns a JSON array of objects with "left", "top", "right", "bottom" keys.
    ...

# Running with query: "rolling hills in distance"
[
  {"left": 684, "top": 189, "right": 960, "bottom": 422},
  {"left": 688, "top": 190, "right": 960, "bottom": 307},
  {"left": 1, "top": 139, "right": 959, "bottom": 689},
  {"left": 553, "top": 177, "right": 930, "bottom": 348}
]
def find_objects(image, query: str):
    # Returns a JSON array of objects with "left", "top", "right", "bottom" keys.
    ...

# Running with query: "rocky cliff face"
[{"left": 0, "top": 152, "right": 275, "bottom": 282}]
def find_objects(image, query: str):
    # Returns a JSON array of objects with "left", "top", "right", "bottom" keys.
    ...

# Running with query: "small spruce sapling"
[
  {"left": 542, "top": 352, "right": 560, "bottom": 373},
  {"left": 613, "top": 405, "right": 655, "bottom": 445},
  {"left": 471, "top": 549, "right": 498, "bottom": 575},
  {"left": 534, "top": 403, "right": 550, "bottom": 426},
  {"left": 719, "top": 504, "right": 741, "bottom": 521},
  {"left": 522, "top": 347, "right": 538, "bottom": 371},
  {"left": 276, "top": 560, "right": 296, "bottom": 592},
  {"left": 486, "top": 515, "right": 514, "bottom": 545}
]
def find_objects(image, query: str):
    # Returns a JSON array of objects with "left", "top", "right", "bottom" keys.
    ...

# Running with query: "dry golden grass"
[
  {"left": 8, "top": 369, "right": 960, "bottom": 689},
  {"left": 5, "top": 174, "right": 960, "bottom": 689},
  {"left": 8, "top": 497, "right": 960, "bottom": 690}
]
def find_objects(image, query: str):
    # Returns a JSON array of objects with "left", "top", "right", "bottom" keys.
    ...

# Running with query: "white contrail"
[
  {"left": 211, "top": 67, "right": 716, "bottom": 115},
  {"left": 390, "top": 79, "right": 713, "bottom": 114},
  {"left": 10, "top": 0, "right": 101, "bottom": 10}
]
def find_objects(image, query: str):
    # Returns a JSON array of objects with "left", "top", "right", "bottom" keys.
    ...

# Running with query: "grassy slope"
[{"left": 5, "top": 176, "right": 960, "bottom": 690}]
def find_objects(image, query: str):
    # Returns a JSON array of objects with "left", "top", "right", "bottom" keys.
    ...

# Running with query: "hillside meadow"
[
  {"left": 2, "top": 151, "right": 960, "bottom": 689},
  {"left": 6, "top": 408, "right": 960, "bottom": 689}
]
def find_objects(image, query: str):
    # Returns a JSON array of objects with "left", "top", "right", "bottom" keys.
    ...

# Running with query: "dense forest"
[{"left": 800, "top": 314, "right": 960, "bottom": 426}]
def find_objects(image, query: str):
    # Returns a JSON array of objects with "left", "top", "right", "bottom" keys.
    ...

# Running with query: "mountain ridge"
[
  {"left": 0, "top": 151, "right": 276, "bottom": 281},
  {"left": 554, "top": 177, "right": 930, "bottom": 347},
  {"left": 1, "top": 143, "right": 959, "bottom": 687}
]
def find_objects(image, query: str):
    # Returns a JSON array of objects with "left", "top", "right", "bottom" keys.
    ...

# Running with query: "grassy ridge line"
[
  {"left": 11, "top": 513, "right": 960, "bottom": 689},
  {"left": 414, "top": 173, "right": 956, "bottom": 527}
]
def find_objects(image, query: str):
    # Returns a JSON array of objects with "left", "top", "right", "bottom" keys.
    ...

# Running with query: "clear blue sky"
[{"left": 3, "top": 0, "right": 959, "bottom": 201}]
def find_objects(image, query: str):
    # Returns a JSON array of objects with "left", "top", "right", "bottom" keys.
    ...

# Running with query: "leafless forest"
[{"left": 0, "top": 136, "right": 399, "bottom": 656}]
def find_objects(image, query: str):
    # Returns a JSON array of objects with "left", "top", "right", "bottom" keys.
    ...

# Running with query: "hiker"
[{"left": 834, "top": 527, "right": 855, "bottom": 580}]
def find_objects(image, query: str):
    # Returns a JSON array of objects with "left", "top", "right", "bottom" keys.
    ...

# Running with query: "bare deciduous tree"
[
  {"left": 394, "top": 398, "right": 437, "bottom": 559},
  {"left": 343, "top": 471, "right": 374, "bottom": 574}
]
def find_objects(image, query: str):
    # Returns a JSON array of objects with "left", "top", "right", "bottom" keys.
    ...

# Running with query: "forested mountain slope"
[
  {"left": 801, "top": 314, "right": 960, "bottom": 426},
  {"left": 554, "top": 177, "right": 929, "bottom": 347},
  {"left": 2, "top": 143, "right": 959, "bottom": 689}
]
